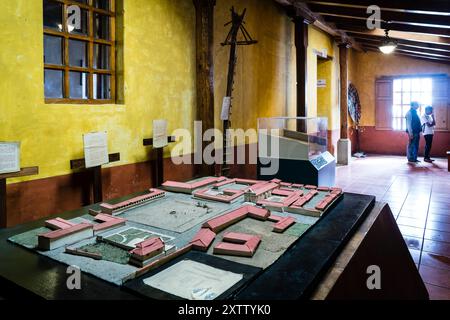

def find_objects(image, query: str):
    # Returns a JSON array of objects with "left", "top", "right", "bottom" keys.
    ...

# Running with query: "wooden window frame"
[
  {"left": 44, "top": 0, "right": 116, "bottom": 104},
  {"left": 376, "top": 74, "right": 449, "bottom": 132}
]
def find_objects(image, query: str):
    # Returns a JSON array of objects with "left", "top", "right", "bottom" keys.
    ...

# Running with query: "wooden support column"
[
  {"left": 337, "top": 43, "right": 351, "bottom": 165},
  {"left": 294, "top": 17, "right": 309, "bottom": 132},
  {"left": 194, "top": 0, "right": 215, "bottom": 177},
  {"left": 339, "top": 43, "right": 350, "bottom": 139}
]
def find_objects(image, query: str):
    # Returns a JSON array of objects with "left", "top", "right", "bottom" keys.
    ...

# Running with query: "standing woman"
[{"left": 421, "top": 106, "right": 436, "bottom": 163}]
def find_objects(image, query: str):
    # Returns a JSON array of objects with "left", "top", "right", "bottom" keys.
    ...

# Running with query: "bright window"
[{"left": 392, "top": 77, "right": 432, "bottom": 130}]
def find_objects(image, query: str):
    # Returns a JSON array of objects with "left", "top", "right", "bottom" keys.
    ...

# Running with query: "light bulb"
[{"left": 379, "top": 44, "right": 396, "bottom": 54}]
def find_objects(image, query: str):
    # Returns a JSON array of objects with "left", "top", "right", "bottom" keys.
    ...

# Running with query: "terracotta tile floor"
[{"left": 336, "top": 155, "right": 450, "bottom": 300}]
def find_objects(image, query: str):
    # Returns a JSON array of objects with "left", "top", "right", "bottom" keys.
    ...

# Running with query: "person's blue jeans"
[{"left": 407, "top": 133, "right": 420, "bottom": 162}]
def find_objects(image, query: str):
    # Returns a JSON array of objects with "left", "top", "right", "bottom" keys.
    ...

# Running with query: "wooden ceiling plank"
[
  {"left": 352, "top": 37, "right": 450, "bottom": 54},
  {"left": 342, "top": 29, "right": 450, "bottom": 45},
  {"left": 303, "top": 1, "right": 450, "bottom": 15},
  {"left": 307, "top": 3, "right": 450, "bottom": 26},
  {"left": 362, "top": 45, "right": 450, "bottom": 63},
  {"left": 362, "top": 43, "right": 450, "bottom": 58},
  {"left": 346, "top": 32, "right": 450, "bottom": 50},
  {"left": 326, "top": 17, "right": 450, "bottom": 37}
]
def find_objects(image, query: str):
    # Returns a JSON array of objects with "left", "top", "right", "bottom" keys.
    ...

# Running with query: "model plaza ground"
[{"left": 8, "top": 176, "right": 342, "bottom": 299}]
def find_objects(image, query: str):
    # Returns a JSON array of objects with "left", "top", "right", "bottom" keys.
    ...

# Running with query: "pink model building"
[
  {"left": 190, "top": 228, "right": 216, "bottom": 251},
  {"left": 45, "top": 218, "right": 76, "bottom": 230},
  {"left": 130, "top": 238, "right": 165, "bottom": 260},
  {"left": 257, "top": 190, "right": 303, "bottom": 210},
  {"left": 202, "top": 205, "right": 270, "bottom": 232},
  {"left": 100, "top": 188, "right": 165, "bottom": 214},
  {"left": 92, "top": 213, "right": 126, "bottom": 232},
  {"left": 244, "top": 182, "right": 279, "bottom": 203},
  {"left": 214, "top": 233, "right": 261, "bottom": 257},
  {"left": 38, "top": 223, "right": 94, "bottom": 251},
  {"left": 273, "top": 217, "right": 296, "bottom": 233},
  {"left": 193, "top": 187, "right": 244, "bottom": 203},
  {"left": 162, "top": 177, "right": 226, "bottom": 194}
]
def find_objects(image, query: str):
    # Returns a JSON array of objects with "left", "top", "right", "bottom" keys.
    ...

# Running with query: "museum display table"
[{"left": 0, "top": 187, "right": 427, "bottom": 300}]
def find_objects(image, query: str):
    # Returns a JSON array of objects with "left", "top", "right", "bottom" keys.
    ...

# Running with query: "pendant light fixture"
[{"left": 379, "top": 29, "right": 397, "bottom": 54}]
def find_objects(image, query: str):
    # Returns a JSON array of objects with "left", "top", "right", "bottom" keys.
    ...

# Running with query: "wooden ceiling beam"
[
  {"left": 362, "top": 43, "right": 450, "bottom": 59},
  {"left": 273, "top": 0, "right": 363, "bottom": 50},
  {"left": 325, "top": 17, "right": 450, "bottom": 38},
  {"left": 362, "top": 46, "right": 450, "bottom": 64},
  {"left": 302, "top": 1, "right": 450, "bottom": 15},
  {"left": 352, "top": 37, "right": 450, "bottom": 55},
  {"left": 346, "top": 32, "right": 450, "bottom": 51},
  {"left": 307, "top": 4, "right": 450, "bottom": 27},
  {"left": 342, "top": 29, "right": 450, "bottom": 46}
]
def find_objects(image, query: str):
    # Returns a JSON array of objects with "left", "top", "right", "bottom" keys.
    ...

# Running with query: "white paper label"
[
  {"left": 317, "top": 79, "right": 326, "bottom": 88},
  {"left": 83, "top": 132, "right": 109, "bottom": 168},
  {"left": 0, "top": 142, "right": 20, "bottom": 174},
  {"left": 153, "top": 119, "right": 168, "bottom": 148},
  {"left": 221, "top": 97, "right": 231, "bottom": 121}
]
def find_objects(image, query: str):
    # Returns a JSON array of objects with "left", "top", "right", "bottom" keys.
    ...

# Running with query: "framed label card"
[
  {"left": 0, "top": 142, "right": 20, "bottom": 175},
  {"left": 83, "top": 132, "right": 109, "bottom": 168},
  {"left": 153, "top": 120, "right": 168, "bottom": 149}
]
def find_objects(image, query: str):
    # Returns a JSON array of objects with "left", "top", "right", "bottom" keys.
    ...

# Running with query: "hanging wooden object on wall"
[
  {"left": 219, "top": 7, "right": 257, "bottom": 177},
  {"left": 348, "top": 83, "right": 365, "bottom": 158}
]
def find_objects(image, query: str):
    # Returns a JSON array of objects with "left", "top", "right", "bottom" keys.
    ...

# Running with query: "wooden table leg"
[
  {"left": 0, "top": 179, "right": 6, "bottom": 228},
  {"left": 92, "top": 166, "right": 103, "bottom": 203}
]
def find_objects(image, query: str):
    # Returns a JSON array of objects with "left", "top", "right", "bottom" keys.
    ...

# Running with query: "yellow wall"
[
  {"left": 307, "top": 26, "right": 340, "bottom": 131},
  {"left": 0, "top": 0, "right": 196, "bottom": 184},
  {"left": 1, "top": 0, "right": 299, "bottom": 183},
  {"left": 349, "top": 50, "right": 450, "bottom": 126},
  {"left": 214, "top": 0, "right": 296, "bottom": 140}
]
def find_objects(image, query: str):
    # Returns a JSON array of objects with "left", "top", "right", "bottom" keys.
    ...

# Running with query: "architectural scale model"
[
  {"left": 10, "top": 175, "right": 344, "bottom": 295},
  {"left": 100, "top": 188, "right": 166, "bottom": 214}
]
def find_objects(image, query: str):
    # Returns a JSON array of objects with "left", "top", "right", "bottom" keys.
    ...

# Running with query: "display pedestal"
[
  {"left": 257, "top": 154, "right": 336, "bottom": 186},
  {"left": 311, "top": 202, "right": 428, "bottom": 300},
  {"left": 143, "top": 136, "right": 176, "bottom": 187},
  {"left": 0, "top": 167, "right": 39, "bottom": 228},
  {"left": 70, "top": 153, "right": 120, "bottom": 204},
  {"left": 337, "top": 139, "right": 351, "bottom": 165}
]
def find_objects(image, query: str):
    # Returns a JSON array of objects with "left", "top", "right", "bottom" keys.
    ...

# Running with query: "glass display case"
[{"left": 257, "top": 117, "right": 336, "bottom": 186}]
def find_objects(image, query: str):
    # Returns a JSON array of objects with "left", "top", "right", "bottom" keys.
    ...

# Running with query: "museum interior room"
[{"left": 0, "top": 0, "right": 449, "bottom": 302}]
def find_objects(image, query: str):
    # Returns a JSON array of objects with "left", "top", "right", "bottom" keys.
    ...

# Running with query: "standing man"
[
  {"left": 421, "top": 106, "right": 436, "bottom": 163},
  {"left": 405, "top": 101, "right": 422, "bottom": 163}
]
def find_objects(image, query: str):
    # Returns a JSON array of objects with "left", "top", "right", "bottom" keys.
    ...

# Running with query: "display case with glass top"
[{"left": 257, "top": 117, "right": 336, "bottom": 186}]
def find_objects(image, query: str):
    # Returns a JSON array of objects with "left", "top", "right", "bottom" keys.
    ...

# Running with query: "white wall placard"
[
  {"left": 317, "top": 79, "right": 327, "bottom": 88},
  {"left": 153, "top": 119, "right": 168, "bottom": 148},
  {"left": 221, "top": 97, "right": 231, "bottom": 121},
  {"left": 83, "top": 132, "right": 109, "bottom": 168},
  {"left": 143, "top": 259, "right": 243, "bottom": 300},
  {"left": 0, "top": 142, "right": 20, "bottom": 175}
]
